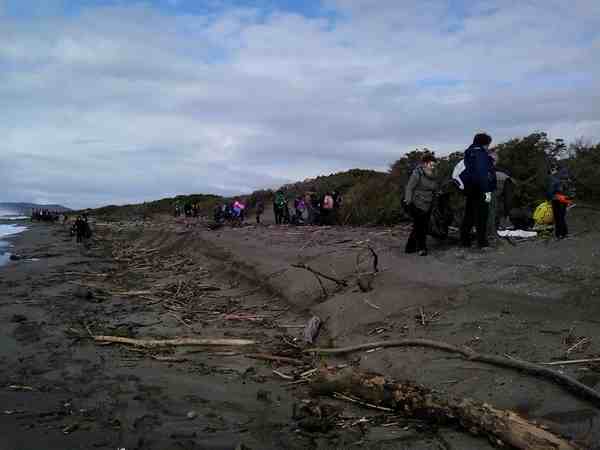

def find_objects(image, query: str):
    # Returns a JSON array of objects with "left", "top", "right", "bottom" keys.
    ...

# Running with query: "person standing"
[
  {"left": 547, "top": 165, "right": 569, "bottom": 239},
  {"left": 255, "top": 199, "right": 265, "bottom": 224},
  {"left": 403, "top": 155, "right": 438, "bottom": 256},
  {"left": 273, "top": 191, "right": 286, "bottom": 225},
  {"left": 460, "top": 133, "right": 496, "bottom": 249}
]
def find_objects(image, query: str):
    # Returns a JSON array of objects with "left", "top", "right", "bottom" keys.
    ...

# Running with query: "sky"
[{"left": 1, "top": 0, "right": 599, "bottom": 208}]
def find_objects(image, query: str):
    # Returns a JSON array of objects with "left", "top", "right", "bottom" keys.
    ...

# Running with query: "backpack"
[
  {"left": 533, "top": 201, "right": 553, "bottom": 226},
  {"left": 323, "top": 195, "right": 334, "bottom": 210}
]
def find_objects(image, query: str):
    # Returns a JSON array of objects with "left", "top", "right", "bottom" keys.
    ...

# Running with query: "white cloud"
[{"left": 1, "top": 1, "right": 599, "bottom": 208}]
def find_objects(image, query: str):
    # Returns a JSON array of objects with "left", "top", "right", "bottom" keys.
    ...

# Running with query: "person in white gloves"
[{"left": 459, "top": 133, "right": 497, "bottom": 249}]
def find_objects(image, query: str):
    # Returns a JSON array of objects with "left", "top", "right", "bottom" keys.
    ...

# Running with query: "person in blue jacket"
[{"left": 459, "top": 133, "right": 497, "bottom": 248}]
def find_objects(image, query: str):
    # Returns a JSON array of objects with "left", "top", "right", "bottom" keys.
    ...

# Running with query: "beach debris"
[
  {"left": 91, "top": 335, "right": 256, "bottom": 348},
  {"left": 363, "top": 299, "right": 381, "bottom": 310},
  {"left": 150, "top": 355, "right": 188, "bottom": 362},
  {"left": 7, "top": 385, "right": 34, "bottom": 391},
  {"left": 415, "top": 308, "right": 440, "bottom": 326},
  {"left": 566, "top": 337, "right": 591, "bottom": 356},
  {"left": 223, "top": 313, "right": 265, "bottom": 322},
  {"left": 541, "top": 357, "right": 600, "bottom": 366},
  {"left": 304, "top": 338, "right": 600, "bottom": 407},
  {"left": 291, "top": 263, "right": 348, "bottom": 287},
  {"left": 10, "top": 314, "right": 27, "bottom": 323},
  {"left": 62, "top": 423, "right": 79, "bottom": 434},
  {"left": 245, "top": 353, "right": 305, "bottom": 366},
  {"left": 310, "top": 368, "right": 582, "bottom": 450},
  {"left": 256, "top": 389, "right": 271, "bottom": 402},
  {"left": 272, "top": 369, "right": 294, "bottom": 380},
  {"left": 293, "top": 400, "right": 340, "bottom": 432},
  {"left": 303, "top": 316, "right": 322, "bottom": 344},
  {"left": 357, "top": 274, "right": 375, "bottom": 292},
  {"left": 235, "top": 443, "right": 252, "bottom": 450}
]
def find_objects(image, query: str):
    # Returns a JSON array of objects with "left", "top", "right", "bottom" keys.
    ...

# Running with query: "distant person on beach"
[
  {"left": 320, "top": 192, "right": 335, "bottom": 226},
  {"left": 293, "top": 196, "right": 306, "bottom": 225},
  {"left": 255, "top": 199, "right": 265, "bottom": 224},
  {"left": 460, "top": 133, "right": 496, "bottom": 249},
  {"left": 310, "top": 191, "right": 321, "bottom": 225},
  {"left": 74, "top": 216, "right": 85, "bottom": 243},
  {"left": 403, "top": 154, "right": 438, "bottom": 256},
  {"left": 273, "top": 191, "right": 286, "bottom": 225}
]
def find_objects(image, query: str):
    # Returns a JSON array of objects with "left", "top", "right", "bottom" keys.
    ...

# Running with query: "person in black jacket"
[{"left": 459, "top": 133, "right": 496, "bottom": 248}]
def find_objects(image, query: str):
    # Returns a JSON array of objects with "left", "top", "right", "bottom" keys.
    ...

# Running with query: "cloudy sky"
[{"left": 1, "top": 0, "right": 599, "bottom": 208}]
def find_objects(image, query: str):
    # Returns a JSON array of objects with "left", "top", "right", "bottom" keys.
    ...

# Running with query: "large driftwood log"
[
  {"left": 93, "top": 335, "right": 255, "bottom": 348},
  {"left": 312, "top": 368, "right": 582, "bottom": 450},
  {"left": 304, "top": 338, "right": 600, "bottom": 407}
]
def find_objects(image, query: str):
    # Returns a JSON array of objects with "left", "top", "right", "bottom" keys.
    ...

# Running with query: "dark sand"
[{"left": 1, "top": 210, "right": 600, "bottom": 449}]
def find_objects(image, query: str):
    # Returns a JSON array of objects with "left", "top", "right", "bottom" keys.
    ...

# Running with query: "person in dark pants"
[
  {"left": 75, "top": 216, "right": 85, "bottom": 243},
  {"left": 255, "top": 200, "right": 265, "bottom": 224},
  {"left": 547, "top": 165, "right": 569, "bottom": 239},
  {"left": 273, "top": 192, "right": 286, "bottom": 225},
  {"left": 460, "top": 133, "right": 496, "bottom": 248},
  {"left": 403, "top": 155, "right": 438, "bottom": 256}
]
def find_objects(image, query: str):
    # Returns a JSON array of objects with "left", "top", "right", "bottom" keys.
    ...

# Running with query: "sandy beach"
[{"left": 1, "top": 212, "right": 600, "bottom": 449}]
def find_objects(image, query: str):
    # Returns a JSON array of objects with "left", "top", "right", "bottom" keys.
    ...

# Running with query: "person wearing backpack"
[
  {"left": 403, "top": 155, "right": 438, "bottom": 256},
  {"left": 459, "top": 133, "right": 496, "bottom": 249}
]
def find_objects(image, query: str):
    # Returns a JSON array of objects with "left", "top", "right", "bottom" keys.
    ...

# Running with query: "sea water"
[{"left": 0, "top": 220, "right": 28, "bottom": 267}]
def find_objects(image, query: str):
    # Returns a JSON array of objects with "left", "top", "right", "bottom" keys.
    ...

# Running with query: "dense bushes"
[
  {"left": 567, "top": 141, "right": 600, "bottom": 201},
  {"left": 92, "top": 132, "right": 599, "bottom": 226}
]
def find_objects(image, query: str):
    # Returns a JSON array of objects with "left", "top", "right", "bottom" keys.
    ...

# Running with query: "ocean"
[{"left": 0, "top": 211, "right": 28, "bottom": 266}]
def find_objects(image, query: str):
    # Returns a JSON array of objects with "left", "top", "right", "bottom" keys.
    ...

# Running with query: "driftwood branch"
[
  {"left": 245, "top": 353, "right": 305, "bottom": 366},
  {"left": 291, "top": 263, "right": 348, "bottom": 287},
  {"left": 311, "top": 368, "right": 582, "bottom": 450},
  {"left": 542, "top": 357, "right": 600, "bottom": 366},
  {"left": 93, "top": 335, "right": 256, "bottom": 348},
  {"left": 305, "top": 339, "right": 600, "bottom": 408}
]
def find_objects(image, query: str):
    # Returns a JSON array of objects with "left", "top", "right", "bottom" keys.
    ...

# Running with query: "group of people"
[
  {"left": 214, "top": 200, "right": 247, "bottom": 225},
  {"left": 31, "top": 209, "right": 62, "bottom": 222},
  {"left": 71, "top": 214, "right": 92, "bottom": 243},
  {"left": 403, "top": 133, "right": 572, "bottom": 256},
  {"left": 272, "top": 191, "right": 341, "bottom": 226},
  {"left": 174, "top": 202, "right": 202, "bottom": 218}
]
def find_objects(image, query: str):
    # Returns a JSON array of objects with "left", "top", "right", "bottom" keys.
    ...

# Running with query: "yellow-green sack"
[{"left": 533, "top": 201, "right": 553, "bottom": 225}]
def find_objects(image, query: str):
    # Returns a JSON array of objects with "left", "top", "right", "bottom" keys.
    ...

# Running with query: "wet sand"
[{"left": 1, "top": 213, "right": 599, "bottom": 449}]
